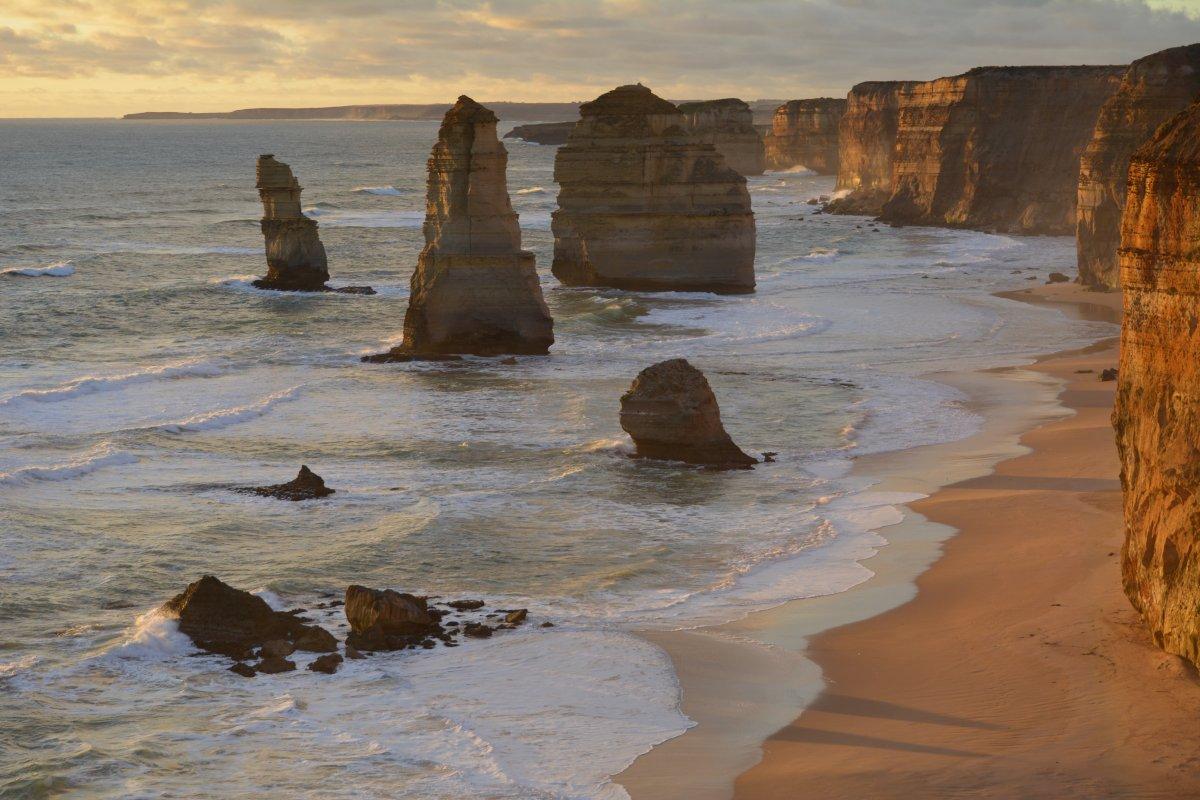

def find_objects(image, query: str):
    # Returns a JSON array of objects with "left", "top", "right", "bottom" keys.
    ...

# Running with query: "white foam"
[
  {"left": 2, "top": 359, "right": 225, "bottom": 405},
  {"left": 153, "top": 385, "right": 302, "bottom": 433},
  {"left": 351, "top": 185, "right": 405, "bottom": 196},
  {"left": 106, "top": 610, "right": 194, "bottom": 660},
  {"left": 0, "top": 444, "right": 138, "bottom": 487},
  {"left": 801, "top": 247, "right": 839, "bottom": 262},
  {"left": 515, "top": 186, "right": 547, "bottom": 195},
  {"left": 2, "top": 260, "right": 76, "bottom": 277}
]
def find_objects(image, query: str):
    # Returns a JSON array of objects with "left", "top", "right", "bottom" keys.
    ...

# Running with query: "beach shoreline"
[{"left": 619, "top": 282, "right": 1200, "bottom": 799}]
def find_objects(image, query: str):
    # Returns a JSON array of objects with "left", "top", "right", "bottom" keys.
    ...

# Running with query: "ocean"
[{"left": 0, "top": 119, "right": 1114, "bottom": 799}]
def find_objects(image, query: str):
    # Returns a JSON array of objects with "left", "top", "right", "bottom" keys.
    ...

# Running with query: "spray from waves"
[
  {"left": 0, "top": 444, "right": 138, "bottom": 487},
  {"left": 105, "top": 610, "right": 194, "bottom": 661},
  {"left": 151, "top": 385, "right": 303, "bottom": 433},
  {"left": 352, "top": 185, "right": 407, "bottom": 196},
  {"left": 2, "top": 260, "right": 76, "bottom": 277},
  {"left": 1, "top": 359, "right": 227, "bottom": 405},
  {"left": 515, "top": 186, "right": 548, "bottom": 195}
]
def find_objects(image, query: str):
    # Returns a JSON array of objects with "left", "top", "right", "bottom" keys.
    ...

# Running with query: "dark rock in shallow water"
[
  {"left": 332, "top": 285, "right": 376, "bottom": 295},
  {"left": 344, "top": 644, "right": 366, "bottom": 660},
  {"left": 1047, "top": 272, "right": 1070, "bottom": 284},
  {"left": 505, "top": 609, "right": 528, "bottom": 625},
  {"left": 307, "top": 653, "right": 343, "bottom": 674},
  {"left": 261, "top": 639, "right": 295, "bottom": 659},
  {"left": 294, "top": 624, "right": 338, "bottom": 653},
  {"left": 360, "top": 352, "right": 464, "bottom": 364},
  {"left": 1101, "top": 368, "right": 1118, "bottom": 382},
  {"left": 229, "top": 662, "right": 256, "bottom": 678},
  {"left": 446, "top": 599, "right": 485, "bottom": 611},
  {"left": 256, "top": 655, "right": 296, "bottom": 674},
  {"left": 344, "top": 585, "right": 442, "bottom": 651},
  {"left": 244, "top": 465, "right": 335, "bottom": 501},
  {"left": 463, "top": 622, "right": 495, "bottom": 639}
]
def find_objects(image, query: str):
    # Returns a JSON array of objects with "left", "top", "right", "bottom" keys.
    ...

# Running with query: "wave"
[
  {"left": 352, "top": 186, "right": 406, "bottom": 196},
  {"left": 304, "top": 208, "right": 424, "bottom": 228},
  {"left": 515, "top": 186, "right": 547, "bottom": 195},
  {"left": 0, "top": 444, "right": 138, "bottom": 487},
  {"left": 801, "top": 247, "right": 839, "bottom": 263},
  {"left": 1, "top": 359, "right": 226, "bottom": 405},
  {"left": 2, "top": 260, "right": 76, "bottom": 277},
  {"left": 152, "top": 385, "right": 302, "bottom": 433},
  {"left": 96, "top": 243, "right": 257, "bottom": 256}
]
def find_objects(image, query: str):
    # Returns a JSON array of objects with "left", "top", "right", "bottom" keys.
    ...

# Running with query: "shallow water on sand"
[{"left": 0, "top": 120, "right": 1113, "bottom": 798}]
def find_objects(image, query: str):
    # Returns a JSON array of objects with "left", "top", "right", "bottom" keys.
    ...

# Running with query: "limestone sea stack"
[
  {"left": 551, "top": 84, "right": 756, "bottom": 294},
  {"left": 762, "top": 98, "right": 846, "bottom": 174},
  {"left": 879, "top": 66, "right": 1125, "bottom": 233},
  {"left": 366, "top": 96, "right": 553, "bottom": 360},
  {"left": 619, "top": 358, "right": 756, "bottom": 468},
  {"left": 677, "top": 98, "right": 766, "bottom": 176},
  {"left": 826, "top": 82, "right": 917, "bottom": 216},
  {"left": 253, "top": 155, "right": 330, "bottom": 291},
  {"left": 1077, "top": 44, "right": 1200, "bottom": 290},
  {"left": 1114, "top": 99, "right": 1200, "bottom": 670}
]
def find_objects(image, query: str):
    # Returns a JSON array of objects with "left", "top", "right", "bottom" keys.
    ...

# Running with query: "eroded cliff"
[
  {"left": 677, "top": 98, "right": 766, "bottom": 176},
  {"left": 827, "top": 81, "right": 916, "bottom": 216},
  {"left": 762, "top": 98, "right": 846, "bottom": 174},
  {"left": 254, "top": 155, "right": 329, "bottom": 291}
]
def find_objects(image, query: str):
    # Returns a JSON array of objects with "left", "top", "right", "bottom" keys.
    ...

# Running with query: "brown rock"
[
  {"left": 463, "top": 622, "right": 494, "bottom": 639},
  {"left": 252, "top": 155, "right": 330, "bottom": 291},
  {"left": 1047, "top": 272, "right": 1070, "bottom": 284},
  {"left": 228, "top": 662, "right": 256, "bottom": 678},
  {"left": 344, "top": 644, "right": 365, "bottom": 659},
  {"left": 503, "top": 121, "right": 575, "bottom": 145},
  {"left": 260, "top": 639, "right": 295, "bottom": 659},
  {"left": 245, "top": 465, "right": 334, "bottom": 501},
  {"left": 1115, "top": 98, "right": 1200, "bottom": 669},
  {"left": 255, "top": 655, "right": 296, "bottom": 674},
  {"left": 505, "top": 609, "right": 528, "bottom": 625},
  {"left": 293, "top": 625, "right": 338, "bottom": 653},
  {"left": 307, "top": 653, "right": 343, "bottom": 674},
  {"left": 344, "top": 585, "right": 440, "bottom": 651},
  {"left": 551, "top": 84, "right": 756, "bottom": 294},
  {"left": 1078, "top": 44, "right": 1200, "bottom": 290},
  {"left": 762, "top": 98, "right": 846, "bottom": 174},
  {"left": 677, "top": 98, "right": 766, "bottom": 176},
  {"left": 445, "top": 599, "right": 484, "bottom": 611},
  {"left": 619, "top": 358, "right": 756, "bottom": 469},
  {"left": 159, "top": 575, "right": 303, "bottom": 658},
  {"left": 827, "top": 81, "right": 919, "bottom": 216}
]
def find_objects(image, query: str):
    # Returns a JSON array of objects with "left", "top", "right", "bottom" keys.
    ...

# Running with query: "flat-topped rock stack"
[
  {"left": 365, "top": 96, "right": 553, "bottom": 361},
  {"left": 762, "top": 98, "right": 846, "bottom": 174},
  {"left": 1078, "top": 44, "right": 1200, "bottom": 290},
  {"left": 677, "top": 98, "right": 765, "bottom": 176},
  {"left": 1114, "top": 99, "right": 1200, "bottom": 670},
  {"left": 826, "top": 81, "right": 917, "bottom": 216},
  {"left": 551, "top": 84, "right": 756, "bottom": 294},
  {"left": 254, "top": 155, "right": 330, "bottom": 291}
]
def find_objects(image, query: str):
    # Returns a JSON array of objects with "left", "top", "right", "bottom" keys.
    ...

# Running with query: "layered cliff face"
[
  {"left": 1078, "top": 44, "right": 1200, "bottom": 290},
  {"left": 1115, "top": 100, "right": 1200, "bottom": 669},
  {"left": 762, "top": 98, "right": 846, "bottom": 174},
  {"left": 879, "top": 66, "right": 1125, "bottom": 234},
  {"left": 552, "top": 84, "right": 756, "bottom": 294},
  {"left": 827, "top": 82, "right": 916, "bottom": 216},
  {"left": 677, "top": 98, "right": 765, "bottom": 176},
  {"left": 372, "top": 96, "right": 553, "bottom": 359},
  {"left": 254, "top": 155, "right": 329, "bottom": 291}
]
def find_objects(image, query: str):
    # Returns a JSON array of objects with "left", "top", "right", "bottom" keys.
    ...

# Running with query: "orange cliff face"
[
  {"left": 1077, "top": 44, "right": 1200, "bottom": 290},
  {"left": 878, "top": 66, "right": 1125, "bottom": 234},
  {"left": 762, "top": 98, "right": 846, "bottom": 174},
  {"left": 826, "top": 81, "right": 916, "bottom": 216},
  {"left": 1115, "top": 99, "right": 1200, "bottom": 669}
]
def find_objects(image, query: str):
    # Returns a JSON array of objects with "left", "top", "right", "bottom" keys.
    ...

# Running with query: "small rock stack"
[{"left": 254, "top": 155, "right": 330, "bottom": 291}]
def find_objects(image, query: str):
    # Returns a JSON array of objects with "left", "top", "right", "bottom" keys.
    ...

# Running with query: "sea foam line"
[
  {"left": 0, "top": 444, "right": 138, "bottom": 487},
  {"left": 1, "top": 359, "right": 226, "bottom": 405},
  {"left": 151, "top": 385, "right": 303, "bottom": 433},
  {"left": 1, "top": 260, "right": 76, "bottom": 277}
]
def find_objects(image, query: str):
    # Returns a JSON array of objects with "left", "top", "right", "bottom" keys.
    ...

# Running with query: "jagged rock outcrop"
[
  {"left": 879, "top": 66, "right": 1125, "bottom": 233},
  {"left": 365, "top": 97, "right": 553, "bottom": 361},
  {"left": 551, "top": 84, "right": 756, "bottom": 294},
  {"left": 677, "top": 98, "right": 765, "bottom": 176},
  {"left": 1115, "top": 99, "right": 1200, "bottom": 670},
  {"left": 762, "top": 98, "right": 846, "bottom": 174},
  {"left": 827, "top": 82, "right": 917, "bottom": 216},
  {"left": 619, "top": 358, "right": 756, "bottom": 468},
  {"left": 504, "top": 121, "right": 575, "bottom": 145},
  {"left": 345, "top": 585, "right": 442, "bottom": 651},
  {"left": 241, "top": 465, "right": 335, "bottom": 501},
  {"left": 1078, "top": 44, "right": 1200, "bottom": 290},
  {"left": 254, "top": 155, "right": 330, "bottom": 291}
]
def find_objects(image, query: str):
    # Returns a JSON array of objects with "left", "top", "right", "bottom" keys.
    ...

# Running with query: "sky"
[{"left": 2, "top": 0, "right": 1200, "bottom": 117}]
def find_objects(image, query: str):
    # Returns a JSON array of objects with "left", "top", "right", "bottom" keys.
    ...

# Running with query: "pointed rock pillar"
[{"left": 253, "top": 155, "right": 330, "bottom": 291}]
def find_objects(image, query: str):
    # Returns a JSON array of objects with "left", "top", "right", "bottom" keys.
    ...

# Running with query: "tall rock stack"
[
  {"left": 762, "top": 98, "right": 846, "bottom": 174},
  {"left": 826, "top": 81, "right": 917, "bottom": 216},
  {"left": 879, "top": 66, "right": 1125, "bottom": 234},
  {"left": 551, "top": 84, "right": 756, "bottom": 295},
  {"left": 1077, "top": 44, "right": 1200, "bottom": 290},
  {"left": 677, "top": 98, "right": 765, "bottom": 176},
  {"left": 254, "top": 155, "right": 330, "bottom": 291},
  {"left": 1114, "top": 100, "right": 1200, "bottom": 670},
  {"left": 368, "top": 96, "right": 553, "bottom": 360}
]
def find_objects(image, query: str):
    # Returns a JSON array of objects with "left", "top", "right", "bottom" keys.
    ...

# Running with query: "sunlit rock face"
[
  {"left": 762, "top": 98, "right": 846, "bottom": 174},
  {"left": 254, "top": 155, "right": 329, "bottom": 291},
  {"left": 878, "top": 66, "right": 1125, "bottom": 234},
  {"left": 551, "top": 84, "right": 756, "bottom": 295},
  {"left": 826, "top": 81, "right": 917, "bottom": 216},
  {"left": 1115, "top": 99, "right": 1200, "bottom": 670},
  {"left": 387, "top": 96, "right": 553, "bottom": 357},
  {"left": 677, "top": 98, "right": 765, "bottom": 176},
  {"left": 1078, "top": 44, "right": 1200, "bottom": 290}
]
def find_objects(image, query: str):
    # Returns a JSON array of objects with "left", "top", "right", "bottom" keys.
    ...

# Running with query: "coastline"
[{"left": 619, "top": 282, "right": 1200, "bottom": 798}]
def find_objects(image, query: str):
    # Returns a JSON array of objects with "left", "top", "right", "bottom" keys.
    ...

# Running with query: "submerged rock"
[
  {"left": 344, "top": 585, "right": 441, "bottom": 651},
  {"left": 243, "top": 465, "right": 334, "bottom": 501},
  {"left": 619, "top": 358, "right": 757, "bottom": 469},
  {"left": 762, "top": 98, "right": 846, "bottom": 174},
  {"left": 677, "top": 98, "right": 765, "bottom": 176}
]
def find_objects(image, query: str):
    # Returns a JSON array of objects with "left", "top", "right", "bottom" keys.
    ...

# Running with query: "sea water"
[{"left": 0, "top": 120, "right": 1114, "bottom": 799}]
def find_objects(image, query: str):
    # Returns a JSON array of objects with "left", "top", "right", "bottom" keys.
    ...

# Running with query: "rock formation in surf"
[
  {"left": 504, "top": 121, "right": 576, "bottom": 145},
  {"left": 1077, "top": 44, "right": 1200, "bottom": 290},
  {"left": 878, "top": 66, "right": 1125, "bottom": 233},
  {"left": 1114, "top": 99, "right": 1200, "bottom": 670},
  {"left": 242, "top": 465, "right": 335, "bottom": 501},
  {"left": 762, "top": 98, "right": 846, "bottom": 174},
  {"left": 366, "top": 97, "right": 553, "bottom": 361},
  {"left": 677, "top": 98, "right": 765, "bottom": 176},
  {"left": 254, "top": 155, "right": 330, "bottom": 291},
  {"left": 344, "top": 585, "right": 442, "bottom": 651},
  {"left": 551, "top": 84, "right": 756, "bottom": 294},
  {"left": 619, "top": 358, "right": 757, "bottom": 468},
  {"left": 826, "top": 81, "right": 917, "bottom": 216}
]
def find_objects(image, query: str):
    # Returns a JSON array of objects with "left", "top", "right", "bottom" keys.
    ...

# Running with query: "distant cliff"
[
  {"left": 124, "top": 102, "right": 581, "bottom": 122},
  {"left": 762, "top": 98, "right": 846, "bottom": 174},
  {"left": 503, "top": 121, "right": 576, "bottom": 145},
  {"left": 1077, "top": 44, "right": 1200, "bottom": 290},
  {"left": 677, "top": 98, "right": 765, "bottom": 176},
  {"left": 827, "top": 81, "right": 916, "bottom": 216},
  {"left": 1115, "top": 98, "right": 1200, "bottom": 670}
]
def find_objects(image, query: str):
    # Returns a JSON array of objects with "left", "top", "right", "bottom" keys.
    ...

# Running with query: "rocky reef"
[
  {"left": 826, "top": 81, "right": 917, "bottom": 216},
  {"left": 239, "top": 465, "right": 334, "bottom": 501},
  {"left": 254, "top": 155, "right": 329, "bottom": 291},
  {"left": 879, "top": 66, "right": 1125, "bottom": 233},
  {"left": 1114, "top": 99, "right": 1200, "bottom": 670},
  {"left": 1078, "top": 44, "right": 1200, "bottom": 290},
  {"left": 619, "top": 358, "right": 756, "bottom": 468},
  {"left": 365, "top": 96, "right": 553, "bottom": 361},
  {"left": 503, "top": 121, "right": 576, "bottom": 145},
  {"left": 762, "top": 98, "right": 846, "bottom": 174},
  {"left": 551, "top": 84, "right": 756, "bottom": 294},
  {"left": 677, "top": 98, "right": 765, "bottom": 176}
]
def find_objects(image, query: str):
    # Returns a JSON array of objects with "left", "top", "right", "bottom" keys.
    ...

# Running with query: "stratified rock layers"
[
  {"left": 677, "top": 98, "right": 766, "bottom": 176},
  {"left": 880, "top": 66, "right": 1125, "bottom": 233},
  {"left": 762, "top": 98, "right": 846, "bottom": 174},
  {"left": 255, "top": 155, "right": 329, "bottom": 291},
  {"left": 552, "top": 85, "right": 756, "bottom": 294},
  {"left": 396, "top": 96, "right": 553, "bottom": 356},
  {"left": 1115, "top": 100, "right": 1200, "bottom": 670},
  {"left": 827, "top": 82, "right": 916, "bottom": 216},
  {"left": 1078, "top": 45, "right": 1200, "bottom": 289}
]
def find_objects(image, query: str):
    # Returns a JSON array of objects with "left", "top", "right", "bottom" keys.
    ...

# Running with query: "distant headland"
[{"left": 122, "top": 102, "right": 582, "bottom": 121}]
